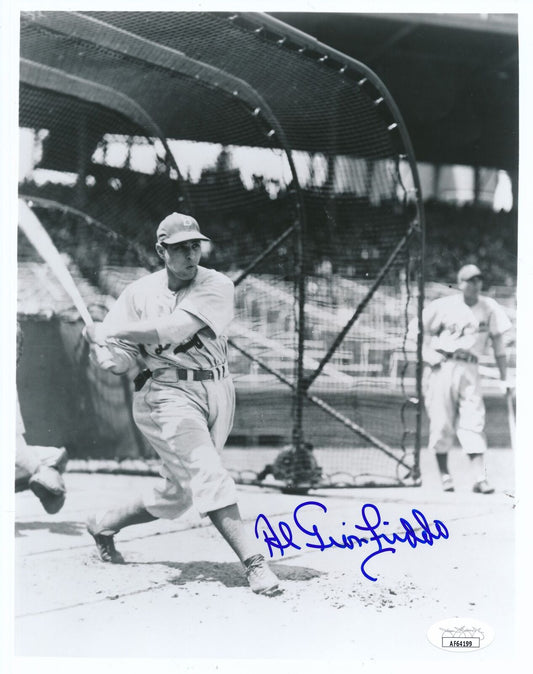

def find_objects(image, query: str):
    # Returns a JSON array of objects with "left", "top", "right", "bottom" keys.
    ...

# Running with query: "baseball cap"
[
  {"left": 156, "top": 212, "right": 210, "bottom": 245},
  {"left": 457, "top": 264, "right": 483, "bottom": 283}
]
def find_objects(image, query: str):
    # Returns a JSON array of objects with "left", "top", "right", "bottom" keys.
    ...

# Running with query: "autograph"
[{"left": 254, "top": 501, "right": 449, "bottom": 581}]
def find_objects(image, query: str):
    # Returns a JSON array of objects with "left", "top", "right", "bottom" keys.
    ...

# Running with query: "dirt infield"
[{"left": 12, "top": 448, "right": 517, "bottom": 669}]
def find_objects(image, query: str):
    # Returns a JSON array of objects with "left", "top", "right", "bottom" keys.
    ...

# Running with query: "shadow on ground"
[
  {"left": 15, "top": 521, "right": 86, "bottom": 537},
  {"left": 135, "top": 559, "right": 323, "bottom": 589}
]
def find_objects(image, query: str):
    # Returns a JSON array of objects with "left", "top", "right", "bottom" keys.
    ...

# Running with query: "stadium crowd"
[{"left": 19, "top": 175, "right": 517, "bottom": 291}]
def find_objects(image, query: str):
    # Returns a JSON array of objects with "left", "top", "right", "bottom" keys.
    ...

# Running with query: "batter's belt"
[{"left": 134, "top": 363, "right": 229, "bottom": 391}]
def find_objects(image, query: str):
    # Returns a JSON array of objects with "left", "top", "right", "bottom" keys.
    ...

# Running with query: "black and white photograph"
[{"left": 1, "top": 1, "right": 530, "bottom": 673}]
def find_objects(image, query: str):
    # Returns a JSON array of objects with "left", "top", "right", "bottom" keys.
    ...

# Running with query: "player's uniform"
[
  {"left": 422, "top": 293, "right": 511, "bottom": 455},
  {"left": 102, "top": 265, "right": 238, "bottom": 518},
  {"left": 16, "top": 321, "right": 67, "bottom": 513}
]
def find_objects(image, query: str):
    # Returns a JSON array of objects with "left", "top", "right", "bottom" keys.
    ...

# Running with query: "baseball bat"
[
  {"left": 18, "top": 199, "right": 122, "bottom": 371},
  {"left": 18, "top": 199, "right": 94, "bottom": 327}
]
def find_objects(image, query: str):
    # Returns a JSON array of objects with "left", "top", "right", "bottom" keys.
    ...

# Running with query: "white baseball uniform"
[
  {"left": 422, "top": 293, "right": 511, "bottom": 455},
  {"left": 101, "top": 265, "right": 238, "bottom": 518}
]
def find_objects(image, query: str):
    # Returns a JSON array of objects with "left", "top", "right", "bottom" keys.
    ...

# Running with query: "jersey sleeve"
[
  {"left": 422, "top": 299, "right": 444, "bottom": 336},
  {"left": 101, "top": 285, "right": 140, "bottom": 363},
  {"left": 178, "top": 272, "right": 234, "bottom": 337},
  {"left": 487, "top": 298, "right": 512, "bottom": 337}
]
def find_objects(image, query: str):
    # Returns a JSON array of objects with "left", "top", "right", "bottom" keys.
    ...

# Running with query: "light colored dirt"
[{"left": 11, "top": 449, "right": 518, "bottom": 669}]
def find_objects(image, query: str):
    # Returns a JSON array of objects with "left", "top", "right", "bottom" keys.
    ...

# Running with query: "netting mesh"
[{"left": 18, "top": 11, "right": 424, "bottom": 489}]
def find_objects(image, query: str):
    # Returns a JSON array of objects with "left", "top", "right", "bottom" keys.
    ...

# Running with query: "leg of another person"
[{"left": 424, "top": 364, "right": 457, "bottom": 491}]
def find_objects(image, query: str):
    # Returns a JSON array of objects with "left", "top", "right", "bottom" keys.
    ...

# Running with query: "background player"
[
  {"left": 420, "top": 263, "right": 512, "bottom": 493},
  {"left": 15, "top": 321, "right": 67, "bottom": 514},
  {"left": 83, "top": 212, "right": 281, "bottom": 596}
]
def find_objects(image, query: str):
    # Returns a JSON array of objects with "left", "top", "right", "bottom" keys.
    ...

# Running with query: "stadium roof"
[
  {"left": 272, "top": 13, "right": 518, "bottom": 172},
  {"left": 19, "top": 11, "right": 518, "bottom": 174}
]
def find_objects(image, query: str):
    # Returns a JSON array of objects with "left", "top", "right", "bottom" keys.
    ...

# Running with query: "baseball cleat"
[
  {"left": 473, "top": 479, "right": 495, "bottom": 495},
  {"left": 87, "top": 517, "right": 125, "bottom": 564},
  {"left": 28, "top": 466, "right": 66, "bottom": 514},
  {"left": 243, "top": 554, "right": 282, "bottom": 596},
  {"left": 441, "top": 474, "right": 455, "bottom": 492}
]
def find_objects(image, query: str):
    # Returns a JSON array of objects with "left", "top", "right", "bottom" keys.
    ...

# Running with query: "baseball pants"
[
  {"left": 15, "top": 395, "right": 68, "bottom": 490},
  {"left": 423, "top": 360, "right": 487, "bottom": 455},
  {"left": 132, "top": 375, "right": 238, "bottom": 518}
]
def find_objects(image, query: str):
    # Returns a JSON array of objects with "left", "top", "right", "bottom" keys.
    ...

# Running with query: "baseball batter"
[
  {"left": 84, "top": 212, "right": 280, "bottom": 596},
  {"left": 421, "top": 263, "right": 512, "bottom": 493}
]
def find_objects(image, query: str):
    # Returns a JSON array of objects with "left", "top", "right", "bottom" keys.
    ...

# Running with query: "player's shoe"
[
  {"left": 441, "top": 474, "right": 455, "bottom": 492},
  {"left": 28, "top": 465, "right": 66, "bottom": 514},
  {"left": 243, "top": 554, "right": 282, "bottom": 596},
  {"left": 472, "top": 479, "right": 495, "bottom": 494},
  {"left": 87, "top": 517, "right": 125, "bottom": 564}
]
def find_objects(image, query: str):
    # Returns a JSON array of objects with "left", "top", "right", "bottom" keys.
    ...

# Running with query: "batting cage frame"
[{"left": 18, "top": 11, "right": 426, "bottom": 492}]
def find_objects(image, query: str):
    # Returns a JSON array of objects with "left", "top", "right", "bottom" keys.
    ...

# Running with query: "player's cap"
[
  {"left": 156, "top": 212, "right": 210, "bottom": 245},
  {"left": 457, "top": 264, "right": 483, "bottom": 283}
]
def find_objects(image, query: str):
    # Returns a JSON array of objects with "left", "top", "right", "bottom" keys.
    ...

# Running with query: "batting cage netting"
[{"left": 18, "top": 11, "right": 425, "bottom": 490}]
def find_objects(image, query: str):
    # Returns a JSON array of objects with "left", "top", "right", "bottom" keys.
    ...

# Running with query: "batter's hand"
[
  {"left": 82, "top": 322, "right": 109, "bottom": 346},
  {"left": 88, "top": 343, "right": 121, "bottom": 371},
  {"left": 82, "top": 323, "right": 119, "bottom": 371}
]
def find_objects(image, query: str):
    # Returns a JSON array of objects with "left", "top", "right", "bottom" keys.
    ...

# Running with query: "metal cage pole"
[
  {"left": 414, "top": 202, "right": 426, "bottom": 482},
  {"left": 292, "top": 205, "right": 308, "bottom": 484},
  {"left": 241, "top": 11, "right": 427, "bottom": 480}
]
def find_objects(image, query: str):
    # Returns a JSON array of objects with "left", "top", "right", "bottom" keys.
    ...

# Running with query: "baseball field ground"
[{"left": 11, "top": 445, "right": 522, "bottom": 672}]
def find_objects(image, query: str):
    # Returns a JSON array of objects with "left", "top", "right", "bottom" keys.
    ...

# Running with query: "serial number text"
[{"left": 442, "top": 638, "right": 480, "bottom": 648}]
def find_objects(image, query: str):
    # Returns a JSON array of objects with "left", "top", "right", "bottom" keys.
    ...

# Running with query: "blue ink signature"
[{"left": 254, "top": 501, "right": 449, "bottom": 582}]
